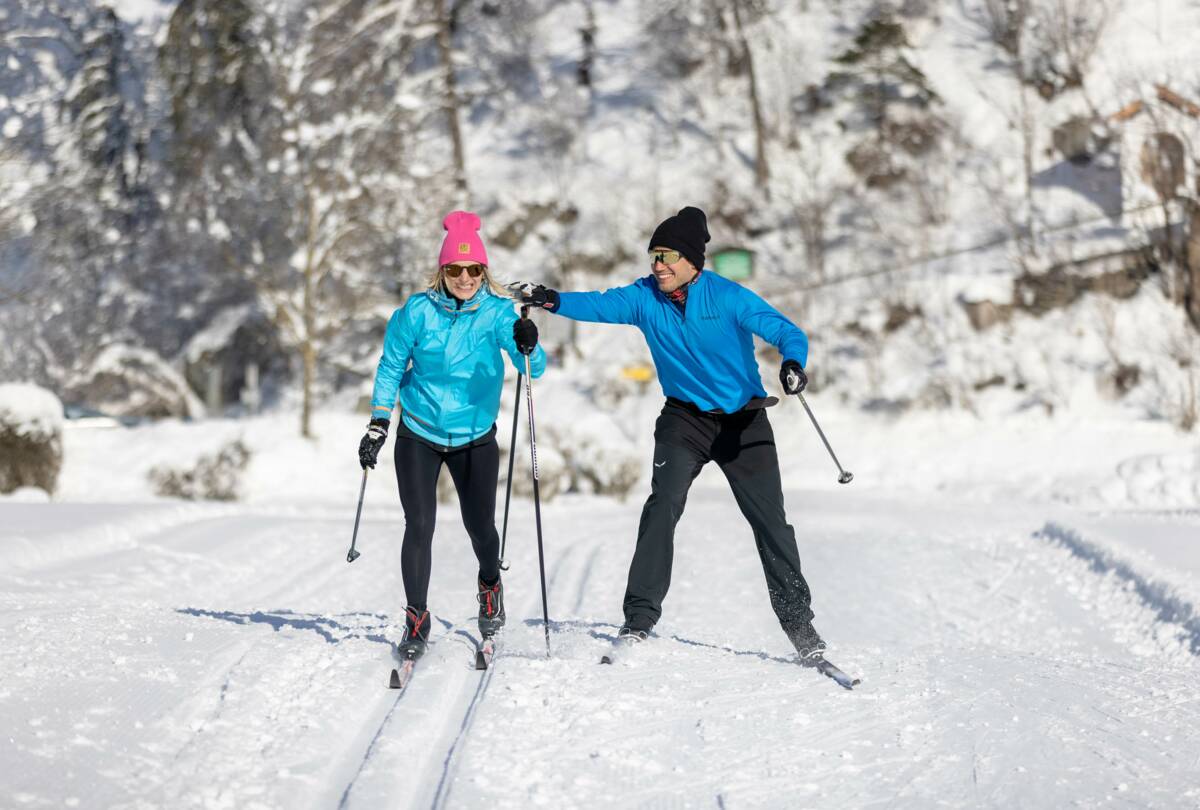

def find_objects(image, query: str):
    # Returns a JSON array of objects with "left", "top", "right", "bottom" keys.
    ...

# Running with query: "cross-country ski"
[
  {"left": 475, "top": 637, "right": 496, "bottom": 671},
  {"left": 388, "top": 659, "right": 416, "bottom": 691},
  {"left": 807, "top": 657, "right": 861, "bottom": 690}
]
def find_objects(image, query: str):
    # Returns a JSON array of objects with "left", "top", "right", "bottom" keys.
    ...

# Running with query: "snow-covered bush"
[
  {"left": 505, "top": 440, "right": 568, "bottom": 503},
  {"left": 544, "top": 411, "right": 642, "bottom": 500},
  {"left": 0, "top": 383, "right": 64, "bottom": 495},
  {"left": 148, "top": 440, "right": 251, "bottom": 501},
  {"left": 68, "top": 344, "right": 205, "bottom": 420},
  {"left": 562, "top": 432, "right": 641, "bottom": 499}
]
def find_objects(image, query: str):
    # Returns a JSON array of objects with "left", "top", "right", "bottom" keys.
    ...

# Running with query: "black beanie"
[{"left": 648, "top": 206, "right": 710, "bottom": 271}]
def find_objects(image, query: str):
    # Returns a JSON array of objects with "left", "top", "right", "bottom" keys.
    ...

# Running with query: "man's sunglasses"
[
  {"left": 443, "top": 263, "right": 485, "bottom": 279},
  {"left": 649, "top": 249, "right": 683, "bottom": 266}
]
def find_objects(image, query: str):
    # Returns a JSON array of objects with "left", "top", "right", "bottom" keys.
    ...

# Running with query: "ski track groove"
[
  {"left": 421, "top": 527, "right": 595, "bottom": 805},
  {"left": 169, "top": 645, "right": 252, "bottom": 766},
  {"left": 569, "top": 543, "right": 605, "bottom": 616},
  {"left": 339, "top": 533, "right": 573, "bottom": 810},
  {"left": 334, "top": 617, "right": 469, "bottom": 809},
  {"left": 1034, "top": 521, "right": 1200, "bottom": 656},
  {"left": 429, "top": 666, "right": 495, "bottom": 810},
  {"left": 336, "top": 685, "right": 412, "bottom": 810}
]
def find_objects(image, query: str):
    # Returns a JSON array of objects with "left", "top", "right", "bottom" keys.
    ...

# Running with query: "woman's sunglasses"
[
  {"left": 443, "top": 263, "right": 486, "bottom": 279},
  {"left": 649, "top": 249, "right": 683, "bottom": 266}
]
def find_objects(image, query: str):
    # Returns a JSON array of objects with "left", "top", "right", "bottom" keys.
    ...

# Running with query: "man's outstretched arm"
[{"left": 516, "top": 282, "right": 643, "bottom": 325}]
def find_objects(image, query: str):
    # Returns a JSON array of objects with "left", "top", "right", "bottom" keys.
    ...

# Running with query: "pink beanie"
[{"left": 438, "top": 210, "right": 489, "bottom": 267}]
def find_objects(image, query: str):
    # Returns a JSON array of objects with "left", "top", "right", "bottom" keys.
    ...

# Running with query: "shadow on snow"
[
  {"left": 524, "top": 618, "right": 799, "bottom": 666},
  {"left": 176, "top": 607, "right": 392, "bottom": 646}
]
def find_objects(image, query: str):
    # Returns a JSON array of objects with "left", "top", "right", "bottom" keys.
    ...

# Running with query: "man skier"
[{"left": 517, "top": 206, "right": 827, "bottom": 661}]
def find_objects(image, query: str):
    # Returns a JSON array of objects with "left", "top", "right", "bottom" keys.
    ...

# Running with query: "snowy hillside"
[{"left": 2, "top": 0, "right": 1200, "bottom": 432}]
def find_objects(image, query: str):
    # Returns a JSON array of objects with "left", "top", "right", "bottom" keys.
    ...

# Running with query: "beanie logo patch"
[{"left": 458, "top": 242, "right": 471, "bottom": 254}]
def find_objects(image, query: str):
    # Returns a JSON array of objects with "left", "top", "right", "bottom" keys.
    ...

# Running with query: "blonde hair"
[{"left": 428, "top": 264, "right": 509, "bottom": 298}]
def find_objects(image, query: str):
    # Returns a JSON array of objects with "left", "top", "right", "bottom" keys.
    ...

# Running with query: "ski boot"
[
  {"left": 397, "top": 606, "right": 430, "bottom": 660},
  {"left": 617, "top": 625, "right": 649, "bottom": 643},
  {"left": 786, "top": 622, "right": 827, "bottom": 663},
  {"left": 600, "top": 624, "right": 650, "bottom": 664},
  {"left": 477, "top": 576, "right": 505, "bottom": 639}
]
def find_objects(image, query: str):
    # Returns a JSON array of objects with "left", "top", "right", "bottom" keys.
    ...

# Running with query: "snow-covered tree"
[
  {"left": 0, "top": 1, "right": 167, "bottom": 393},
  {"left": 260, "top": 0, "right": 457, "bottom": 436}
]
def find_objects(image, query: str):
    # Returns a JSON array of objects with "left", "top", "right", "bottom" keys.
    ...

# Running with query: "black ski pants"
[
  {"left": 393, "top": 428, "right": 501, "bottom": 611},
  {"left": 623, "top": 398, "right": 815, "bottom": 634}
]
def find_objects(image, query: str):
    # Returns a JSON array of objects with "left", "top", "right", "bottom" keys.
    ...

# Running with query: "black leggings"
[{"left": 394, "top": 430, "right": 502, "bottom": 610}]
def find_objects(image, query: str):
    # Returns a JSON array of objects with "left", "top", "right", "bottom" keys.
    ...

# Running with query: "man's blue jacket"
[
  {"left": 556, "top": 272, "right": 807, "bottom": 413},
  {"left": 371, "top": 285, "right": 546, "bottom": 447}
]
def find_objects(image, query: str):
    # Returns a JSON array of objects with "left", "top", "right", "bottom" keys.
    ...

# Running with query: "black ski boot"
[
  {"left": 397, "top": 606, "right": 430, "bottom": 660},
  {"left": 786, "top": 622, "right": 827, "bottom": 662},
  {"left": 617, "top": 625, "right": 649, "bottom": 643},
  {"left": 477, "top": 576, "right": 505, "bottom": 638}
]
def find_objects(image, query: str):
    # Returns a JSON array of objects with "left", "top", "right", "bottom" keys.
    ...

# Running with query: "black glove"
[
  {"left": 780, "top": 360, "right": 807, "bottom": 394},
  {"left": 517, "top": 283, "right": 560, "bottom": 311},
  {"left": 513, "top": 317, "right": 538, "bottom": 355},
  {"left": 358, "top": 418, "right": 389, "bottom": 469}
]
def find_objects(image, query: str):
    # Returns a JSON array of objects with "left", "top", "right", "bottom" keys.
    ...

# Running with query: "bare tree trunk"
[
  {"left": 435, "top": 0, "right": 468, "bottom": 204},
  {"left": 730, "top": 0, "right": 769, "bottom": 191},
  {"left": 301, "top": 193, "right": 317, "bottom": 439},
  {"left": 578, "top": 1, "right": 596, "bottom": 90},
  {"left": 1186, "top": 200, "right": 1200, "bottom": 331},
  {"left": 301, "top": 331, "right": 316, "bottom": 438},
  {"left": 1012, "top": 9, "right": 1038, "bottom": 260}
]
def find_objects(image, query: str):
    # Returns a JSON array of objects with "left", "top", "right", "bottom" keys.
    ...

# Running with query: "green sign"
[{"left": 712, "top": 248, "right": 754, "bottom": 281}]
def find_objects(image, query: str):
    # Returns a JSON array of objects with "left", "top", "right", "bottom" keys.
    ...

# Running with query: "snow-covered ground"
[{"left": 3, "top": 398, "right": 1199, "bottom": 808}]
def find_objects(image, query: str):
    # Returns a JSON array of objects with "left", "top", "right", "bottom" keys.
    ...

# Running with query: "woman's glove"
[
  {"left": 358, "top": 418, "right": 389, "bottom": 469},
  {"left": 513, "top": 318, "right": 539, "bottom": 355}
]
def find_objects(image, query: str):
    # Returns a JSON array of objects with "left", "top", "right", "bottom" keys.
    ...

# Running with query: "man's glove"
[
  {"left": 358, "top": 418, "right": 389, "bottom": 469},
  {"left": 513, "top": 318, "right": 539, "bottom": 355},
  {"left": 780, "top": 360, "right": 807, "bottom": 395},
  {"left": 516, "top": 283, "right": 560, "bottom": 311}
]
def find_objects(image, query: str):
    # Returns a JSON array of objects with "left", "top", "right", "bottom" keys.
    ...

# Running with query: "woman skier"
[{"left": 358, "top": 210, "right": 546, "bottom": 660}]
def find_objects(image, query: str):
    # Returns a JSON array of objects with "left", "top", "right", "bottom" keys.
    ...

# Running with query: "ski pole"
[
  {"left": 346, "top": 468, "right": 369, "bottom": 562},
  {"left": 498, "top": 374, "right": 522, "bottom": 571},
  {"left": 794, "top": 390, "right": 853, "bottom": 485},
  {"left": 520, "top": 307, "right": 552, "bottom": 657}
]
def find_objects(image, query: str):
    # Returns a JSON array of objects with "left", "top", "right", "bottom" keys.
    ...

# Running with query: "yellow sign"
[{"left": 621, "top": 364, "right": 654, "bottom": 383}]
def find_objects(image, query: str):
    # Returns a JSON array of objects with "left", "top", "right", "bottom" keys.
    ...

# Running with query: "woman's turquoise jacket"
[{"left": 370, "top": 285, "right": 547, "bottom": 448}]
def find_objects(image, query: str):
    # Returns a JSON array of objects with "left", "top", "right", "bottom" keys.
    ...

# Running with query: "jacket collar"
[
  {"left": 648, "top": 268, "right": 706, "bottom": 305},
  {"left": 426, "top": 283, "right": 489, "bottom": 314}
]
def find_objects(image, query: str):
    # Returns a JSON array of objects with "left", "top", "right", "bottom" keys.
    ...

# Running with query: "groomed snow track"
[{"left": 3, "top": 486, "right": 1199, "bottom": 808}]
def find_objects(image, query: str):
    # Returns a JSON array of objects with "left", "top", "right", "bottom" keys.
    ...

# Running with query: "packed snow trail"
[{"left": 2, "top": 477, "right": 1199, "bottom": 808}]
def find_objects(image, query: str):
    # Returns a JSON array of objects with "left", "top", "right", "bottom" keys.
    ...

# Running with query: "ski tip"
[
  {"left": 475, "top": 651, "right": 488, "bottom": 670},
  {"left": 599, "top": 655, "right": 614, "bottom": 665},
  {"left": 388, "top": 668, "right": 401, "bottom": 689}
]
